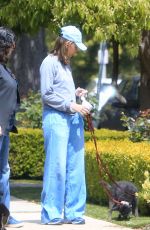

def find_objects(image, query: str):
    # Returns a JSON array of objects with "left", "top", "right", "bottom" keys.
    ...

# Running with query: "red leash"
[{"left": 86, "top": 114, "right": 134, "bottom": 205}]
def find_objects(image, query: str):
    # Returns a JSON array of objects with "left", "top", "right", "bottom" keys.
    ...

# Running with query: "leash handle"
[{"left": 81, "top": 96, "right": 93, "bottom": 111}]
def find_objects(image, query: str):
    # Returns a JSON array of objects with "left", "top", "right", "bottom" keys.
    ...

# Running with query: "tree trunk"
[
  {"left": 112, "top": 39, "right": 119, "bottom": 86},
  {"left": 139, "top": 30, "right": 150, "bottom": 110},
  {"left": 10, "top": 28, "right": 47, "bottom": 97}
]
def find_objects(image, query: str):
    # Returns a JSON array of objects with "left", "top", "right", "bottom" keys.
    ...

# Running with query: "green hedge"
[
  {"left": 84, "top": 128, "right": 129, "bottom": 141},
  {"left": 85, "top": 139, "right": 150, "bottom": 204},
  {"left": 10, "top": 128, "right": 44, "bottom": 178},
  {"left": 9, "top": 128, "right": 129, "bottom": 178},
  {"left": 9, "top": 128, "right": 150, "bottom": 213}
]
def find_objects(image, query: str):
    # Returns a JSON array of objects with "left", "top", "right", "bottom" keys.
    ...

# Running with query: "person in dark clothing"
[{"left": 0, "top": 27, "right": 23, "bottom": 228}]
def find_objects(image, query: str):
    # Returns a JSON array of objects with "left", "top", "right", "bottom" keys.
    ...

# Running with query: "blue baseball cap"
[{"left": 60, "top": 25, "right": 87, "bottom": 51}]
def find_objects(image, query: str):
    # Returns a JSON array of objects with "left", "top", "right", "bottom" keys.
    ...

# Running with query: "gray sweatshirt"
[{"left": 40, "top": 54, "right": 76, "bottom": 113}]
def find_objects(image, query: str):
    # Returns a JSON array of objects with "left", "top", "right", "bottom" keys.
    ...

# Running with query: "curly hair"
[{"left": 0, "top": 27, "right": 16, "bottom": 62}]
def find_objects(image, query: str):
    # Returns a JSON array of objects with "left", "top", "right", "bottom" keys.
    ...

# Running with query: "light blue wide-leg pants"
[
  {"left": 0, "top": 135, "right": 10, "bottom": 209},
  {"left": 41, "top": 108, "right": 86, "bottom": 224}
]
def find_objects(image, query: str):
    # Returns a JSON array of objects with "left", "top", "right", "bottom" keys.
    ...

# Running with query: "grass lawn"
[{"left": 10, "top": 181, "right": 150, "bottom": 229}]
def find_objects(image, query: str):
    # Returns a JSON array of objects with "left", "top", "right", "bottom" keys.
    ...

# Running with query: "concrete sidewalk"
[{"left": 8, "top": 196, "right": 139, "bottom": 230}]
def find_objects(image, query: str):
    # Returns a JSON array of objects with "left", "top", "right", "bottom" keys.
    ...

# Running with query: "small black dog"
[
  {"left": 0, "top": 203, "right": 10, "bottom": 230},
  {"left": 107, "top": 181, "right": 139, "bottom": 220}
]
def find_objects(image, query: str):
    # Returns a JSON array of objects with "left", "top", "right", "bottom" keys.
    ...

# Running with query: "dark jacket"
[{"left": 0, "top": 63, "right": 20, "bottom": 135}]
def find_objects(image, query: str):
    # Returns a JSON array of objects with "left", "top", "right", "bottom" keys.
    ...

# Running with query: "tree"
[
  {"left": 52, "top": 0, "right": 150, "bottom": 110},
  {"left": 139, "top": 31, "right": 150, "bottom": 110},
  {"left": 10, "top": 29, "right": 47, "bottom": 96},
  {"left": 0, "top": 0, "right": 150, "bottom": 108},
  {"left": 0, "top": 0, "right": 54, "bottom": 34},
  {"left": 1, "top": 0, "right": 150, "bottom": 54},
  {"left": 51, "top": 0, "right": 149, "bottom": 111},
  {"left": 0, "top": 1, "right": 49, "bottom": 96}
]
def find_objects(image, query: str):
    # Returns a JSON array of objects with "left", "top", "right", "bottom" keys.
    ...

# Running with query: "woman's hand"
[
  {"left": 75, "top": 87, "right": 88, "bottom": 97},
  {"left": 70, "top": 102, "right": 90, "bottom": 116}
]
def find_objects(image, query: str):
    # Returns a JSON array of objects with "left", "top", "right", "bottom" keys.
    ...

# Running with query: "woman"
[
  {"left": 0, "top": 27, "right": 23, "bottom": 228},
  {"left": 40, "top": 25, "right": 90, "bottom": 225}
]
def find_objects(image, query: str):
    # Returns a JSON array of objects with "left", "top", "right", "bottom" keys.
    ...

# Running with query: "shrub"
[
  {"left": 85, "top": 128, "right": 129, "bottom": 141},
  {"left": 85, "top": 139, "right": 150, "bottom": 212},
  {"left": 139, "top": 171, "right": 150, "bottom": 205},
  {"left": 16, "top": 91, "right": 42, "bottom": 128},
  {"left": 9, "top": 128, "right": 44, "bottom": 178},
  {"left": 121, "top": 109, "right": 150, "bottom": 142}
]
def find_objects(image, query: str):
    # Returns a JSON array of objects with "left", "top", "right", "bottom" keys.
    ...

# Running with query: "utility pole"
[{"left": 97, "top": 42, "right": 109, "bottom": 109}]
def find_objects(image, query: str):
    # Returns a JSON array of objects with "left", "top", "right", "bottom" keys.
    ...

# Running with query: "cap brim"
[{"left": 76, "top": 42, "right": 87, "bottom": 51}]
